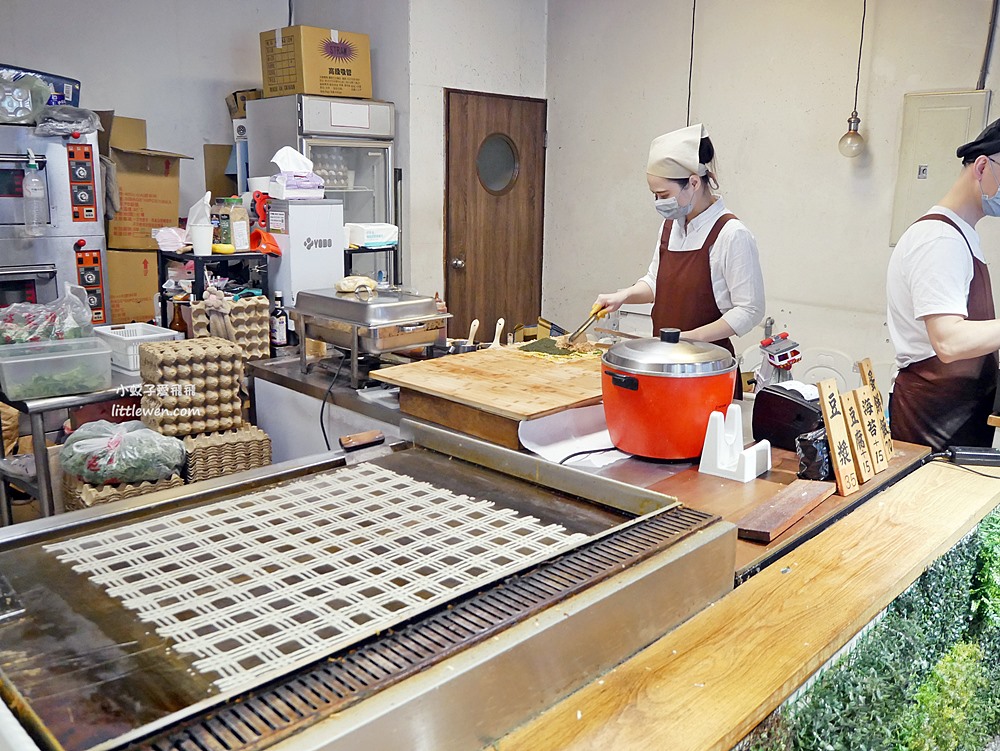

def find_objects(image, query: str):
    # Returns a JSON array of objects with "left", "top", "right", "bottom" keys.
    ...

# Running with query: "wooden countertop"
[{"left": 490, "top": 459, "right": 1000, "bottom": 751}]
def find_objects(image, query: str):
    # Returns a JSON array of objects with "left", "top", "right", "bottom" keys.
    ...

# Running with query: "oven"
[{"left": 0, "top": 124, "right": 107, "bottom": 323}]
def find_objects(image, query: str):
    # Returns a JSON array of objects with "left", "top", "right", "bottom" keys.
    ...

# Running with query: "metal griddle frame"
[{"left": 0, "top": 421, "right": 734, "bottom": 751}]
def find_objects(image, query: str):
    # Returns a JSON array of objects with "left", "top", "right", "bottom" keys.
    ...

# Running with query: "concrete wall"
[
  {"left": 0, "top": 0, "right": 287, "bottom": 215},
  {"left": 544, "top": 0, "right": 998, "bottom": 388}
]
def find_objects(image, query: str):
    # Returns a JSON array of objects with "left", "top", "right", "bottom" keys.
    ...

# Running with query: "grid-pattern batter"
[{"left": 45, "top": 464, "right": 586, "bottom": 691}]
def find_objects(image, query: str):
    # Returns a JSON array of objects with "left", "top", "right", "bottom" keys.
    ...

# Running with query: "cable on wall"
[
  {"left": 977, "top": 0, "right": 999, "bottom": 90},
  {"left": 288, "top": 0, "right": 294, "bottom": 27},
  {"left": 686, "top": 0, "right": 697, "bottom": 126}
]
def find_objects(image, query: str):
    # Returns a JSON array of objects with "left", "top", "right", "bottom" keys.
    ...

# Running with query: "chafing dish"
[{"left": 292, "top": 287, "right": 451, "bottom": 387}]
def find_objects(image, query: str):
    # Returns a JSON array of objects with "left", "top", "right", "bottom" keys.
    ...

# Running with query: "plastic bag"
[
  {"left": 0, "top": 282, "right": 93, "bottom": 344},
  {"left": 796, "top": 427, "right": 834, "bottom": 481},
  {"left": 60, "top": 420, "right": 185, "bottom": 485},
  {"left": 33, "top": 105, "right": 103, "bottom": 136},
  {"left": 0, "top": 74, "right": 52, "bottom": 124}
]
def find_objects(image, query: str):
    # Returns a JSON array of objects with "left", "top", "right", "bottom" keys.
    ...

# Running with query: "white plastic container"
[
  {"left": 0, "top": 338, "right": 112, "bottom": 401},
  {"left": 94, "top": 323, "right": 183, "bottom": 374}
]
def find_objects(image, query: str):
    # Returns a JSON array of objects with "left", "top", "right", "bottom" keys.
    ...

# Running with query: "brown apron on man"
[
  {"left": 889, "top": 213, "right": 999, "bottom": 451},
  {"left": 651, "top": 213, "right": 743, "bottom": 399}
]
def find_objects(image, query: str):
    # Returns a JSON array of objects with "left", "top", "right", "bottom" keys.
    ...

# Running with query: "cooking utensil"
[
  {"left": 488, "top": 318, "right": 505, "bottom": 349},
  {"left": 594, "top": 327, "right": 641, "bottom": 340},
  {"left": 568, "top": 303, "right": 609, "bottom": 343},
  {"left": 468, "top": 318, "right": 480, "bottom": 343},
  {"left": 601, "top": 328, "right": 736, "bottom": 460}
]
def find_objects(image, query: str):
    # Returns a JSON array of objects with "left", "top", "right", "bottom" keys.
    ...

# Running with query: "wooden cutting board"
[{"left": 371, "top": 347, "right": 604, "bottom": 448}]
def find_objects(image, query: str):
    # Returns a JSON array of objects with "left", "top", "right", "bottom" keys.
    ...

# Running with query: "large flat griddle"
[{"left": 0, "top": 423, "right": 734, "bottom": 751}]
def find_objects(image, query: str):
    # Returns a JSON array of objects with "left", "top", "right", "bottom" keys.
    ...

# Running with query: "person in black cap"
[{"left": 885, "top": 117, "right": 1000, "bottom": 451}]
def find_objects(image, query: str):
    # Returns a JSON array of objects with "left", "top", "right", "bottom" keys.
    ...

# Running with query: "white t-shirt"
[
  {"left": 886, "top": 205, "right": 984, "bottom": 369},
  {"left": 638, "top": 196, "right": 765, "bottom": 337}
]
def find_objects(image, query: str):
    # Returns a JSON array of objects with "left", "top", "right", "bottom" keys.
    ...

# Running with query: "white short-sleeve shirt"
[
  {"left": 638, "top": 196, "right": 765, "bottom": 337},
  {"left": 886, "top": 205, "right": 983, "bottom": 369}
]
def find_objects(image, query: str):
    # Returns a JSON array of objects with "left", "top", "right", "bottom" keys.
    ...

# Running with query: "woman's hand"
[{"left": 594, "top": 282, "right": 654, "bottom": 314}]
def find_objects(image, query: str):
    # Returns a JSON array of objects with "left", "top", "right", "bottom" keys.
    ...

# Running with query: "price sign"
[
  {"left": 858, "top": 357, "right": 893, "bottom": 459},
  {"left": 818, "top": 379, "right": 860, "bottom": 496}
]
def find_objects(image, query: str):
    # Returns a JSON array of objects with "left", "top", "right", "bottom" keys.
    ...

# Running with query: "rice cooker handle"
[
  {"left": 605, "top": 370, "right": 639, "bottom": 391},
  {"left": 660, "top": 328, "right": 681, "bottom": 343}
]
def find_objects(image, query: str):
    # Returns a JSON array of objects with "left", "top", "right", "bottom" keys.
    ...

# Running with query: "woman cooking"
[{"left": 594, "top": 123, "right": 765, "bottom": 397}]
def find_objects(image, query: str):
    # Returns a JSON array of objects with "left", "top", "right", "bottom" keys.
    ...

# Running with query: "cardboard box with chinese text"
[
  {"left": 96, "top": 111, "right": 191, "bottom": 250},
  {"left": 259, "top": 25, "right": 372, "bottom": 99}
]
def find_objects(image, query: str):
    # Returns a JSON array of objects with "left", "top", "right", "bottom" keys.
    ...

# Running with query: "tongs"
[{"left": 568, "top": 303, "right": 609, "bottom": 343}]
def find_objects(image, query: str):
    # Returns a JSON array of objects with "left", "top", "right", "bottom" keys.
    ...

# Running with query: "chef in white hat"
[{"left": 594, "top": 124, "right": 765, "bottom": 396}]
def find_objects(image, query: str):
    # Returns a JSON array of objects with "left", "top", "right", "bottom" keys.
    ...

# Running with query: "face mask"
[
  {"left": 654, "top": 183, "right": 693, "bottom": 221},
  {"left": 982, "top": 159, "right": 1000, "bottom": 217}
]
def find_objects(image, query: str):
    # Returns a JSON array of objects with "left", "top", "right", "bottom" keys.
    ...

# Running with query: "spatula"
[
  {"left": 467, "top": 318, "right": 480, "bottom": 343},
  {"left": 488, "top": 318, "right": 505, "bottom": 349}
]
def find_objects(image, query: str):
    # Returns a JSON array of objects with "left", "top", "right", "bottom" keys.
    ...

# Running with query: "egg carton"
[
  {"left": 63, "top": 473, "right": 185, "bottom": 512},
  {"left": 183, "top": 426, "right": 271, "bottom": 483},
  {"left": 139, "top": 337, "right": 245, "bottom": 382},
  {"left": 190, "top": 296, "right": 271, "bottom": 361},
  {"left": 141, "top": 394, "right": 244, "bottom": 437}
]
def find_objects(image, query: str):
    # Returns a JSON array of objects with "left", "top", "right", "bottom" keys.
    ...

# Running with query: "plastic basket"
[{"left": 94, "top": 323, "right": 183, "bottom": 374}]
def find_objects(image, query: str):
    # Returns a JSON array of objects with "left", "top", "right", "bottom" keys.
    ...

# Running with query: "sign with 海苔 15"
[
  {"left": 853, "top": 384, "right": 890, "bottom": 473},
  {"left": 842, "top": 392, "right": 875, "bottom": 483},
  {"left": 817, "top": 379, "right": 860, "bottom": 496},
  {"left": 857, "top": 357, "right": 893, "bottom": 460}
]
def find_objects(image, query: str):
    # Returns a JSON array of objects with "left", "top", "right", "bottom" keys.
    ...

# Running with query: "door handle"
[{"left": 450, "top": 258, "right": 466, "bottom": 270}]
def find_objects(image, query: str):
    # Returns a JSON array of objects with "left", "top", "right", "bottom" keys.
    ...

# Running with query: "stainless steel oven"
[{"left": 0, "top": 124, "right": 108, "bottom": 323}]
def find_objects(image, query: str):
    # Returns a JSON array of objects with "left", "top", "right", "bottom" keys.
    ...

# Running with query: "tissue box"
[
  {"left": 259, "top": 25, "right": 372, "bottom": 99},
  {"left": 345, "top": 223, "right": 398, "bottom": 248},
  {"left": 268, "top": 173, "right": 326, "bottom": 200},
  {"left": 97, "top": 111, "right": 192, "bottom": 250}
]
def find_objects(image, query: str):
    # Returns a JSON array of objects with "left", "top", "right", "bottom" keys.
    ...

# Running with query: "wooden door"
[{"left": 445, "top": 90, "right": 547, "bottom": 343}]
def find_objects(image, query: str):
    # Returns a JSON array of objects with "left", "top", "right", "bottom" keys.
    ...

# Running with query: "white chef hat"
[{"left": 646, "top": 123, "right": 709, "bottom": 179}]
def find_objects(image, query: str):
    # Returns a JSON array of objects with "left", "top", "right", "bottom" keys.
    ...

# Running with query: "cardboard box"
[
  {"left": 226, "top": 88, "right": 262, "bottom": 118},
  {"left": 259, "top": 25, "right": 372, "bottom": 99},
  {"left": 96, "top": 111, "right": 191, "bottom": 250},
  {"left": 106, "top": 249, "right": 159, "bottom": 324}
]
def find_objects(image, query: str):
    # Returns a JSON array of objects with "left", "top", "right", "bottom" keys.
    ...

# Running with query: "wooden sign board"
[
  {"left": 853, "top": 384, "right": 889, "bottom": 473},
  {"left": 858, "top": 357, "right": 893, "bottom": 459},
  {"left": 842, "top": 394, "right": 874, "bottom": 483},
  {"left": 817, "top": 379, "right": 860, "bottom": 496}
]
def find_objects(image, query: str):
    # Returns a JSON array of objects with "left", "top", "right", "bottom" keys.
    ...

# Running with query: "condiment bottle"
[
  {"left": 269, "top": 291, "right": 289, "bottom": 354},
  {"left": 229, "top": 198, "right": 250, "bottom": 251},
  {"left": 168, "top": 299, "right": 189, "bottom": 338},
  {"left": 210, "top": 199, "right": 223, "bottom": 244},
  {"left": 218, "top": 199, "right": 233, "bottom": 244}
]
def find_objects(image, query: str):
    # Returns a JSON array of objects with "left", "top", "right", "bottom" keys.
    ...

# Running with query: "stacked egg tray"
[
  {"left": 63, "top": 473, "right": 185, "bottom": 512},
  {"left": 190, "top": 295, "right": 271, "bottom": 361},
  {"left": 138, "top": 337, "right": 244, "bottom": 437},
  {"left": 182, "top": 426, "right": 272, "bottom": 483}
]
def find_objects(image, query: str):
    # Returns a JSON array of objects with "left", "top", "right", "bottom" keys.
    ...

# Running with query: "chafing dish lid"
[{"left": 293, "top": 288, "right": 442, "bottom": 326}]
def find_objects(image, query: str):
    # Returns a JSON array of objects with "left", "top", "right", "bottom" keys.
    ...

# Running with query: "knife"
[{"left": 568, "top": 304, "right": 609, "bottom": 343}]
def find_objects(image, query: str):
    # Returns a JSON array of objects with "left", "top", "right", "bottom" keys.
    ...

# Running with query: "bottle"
[
  {"left": 22, "top": 151, "right": 47, "bottom": 237},
  {"left": 210, "top": 199, "right": 223, "bottom": 244},
  {"left": 229, "top": 198, "right": 250, "bottom": 251},
  {"left": 218, "top": 199, "right": 233, "bottom": 245},
  {"left": 168, "top": 299, "right": 188, "bottom": 338},
  {"left": 270, "top": 291, "right": 289, "bottom": 352}
]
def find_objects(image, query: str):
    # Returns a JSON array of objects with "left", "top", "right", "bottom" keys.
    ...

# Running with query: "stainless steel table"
[{"left": 0, "top": 371, "right": 141, "bottom": 523}]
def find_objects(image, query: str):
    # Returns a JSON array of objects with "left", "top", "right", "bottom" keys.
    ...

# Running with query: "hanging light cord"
[
  {"left": 851, "top": 0, "right": 867, "bottom": 114},
  {"left": 977, "top": 0, "right": 999, "bottom": 90},
  {"left": 686, "top": 0, "right": 697, "bottom": 126}
]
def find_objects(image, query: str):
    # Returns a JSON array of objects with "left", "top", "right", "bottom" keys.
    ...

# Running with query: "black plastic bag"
[{"left": 796, "top": 427, "right": 834, "bottom": 481}]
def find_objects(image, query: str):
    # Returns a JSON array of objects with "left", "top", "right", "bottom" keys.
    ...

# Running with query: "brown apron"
[
  {"left": 651, "top": 213, "right": 743, "bottom": 398},
  {"left": 889, "top": 213, "right": 998, "bottom": 451}
]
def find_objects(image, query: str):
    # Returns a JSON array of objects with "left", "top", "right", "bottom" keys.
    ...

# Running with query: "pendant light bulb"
[{"left": 838, "top": 111, "right": 865, "bottom": 158}]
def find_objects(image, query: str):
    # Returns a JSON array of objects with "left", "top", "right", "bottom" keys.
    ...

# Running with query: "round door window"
[{"left": 476, "top": 134, "right": 518, "bottom": 194}]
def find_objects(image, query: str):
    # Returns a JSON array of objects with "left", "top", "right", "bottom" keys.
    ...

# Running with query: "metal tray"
[
  {"left": 294, "top": 287, "right": 440, "bottom": 326},
  {"left": 303, "top": 318, "right": 445, "bottom": 354}
]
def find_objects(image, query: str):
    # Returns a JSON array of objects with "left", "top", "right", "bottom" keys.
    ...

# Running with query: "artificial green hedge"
[{"left": 743, "top": 509, "right": 1000, "bottom": 751}]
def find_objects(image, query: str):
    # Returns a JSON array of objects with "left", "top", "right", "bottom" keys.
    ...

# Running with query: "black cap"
[{"left": 957, "top": 118, "right": 1000, "bottom": 161}]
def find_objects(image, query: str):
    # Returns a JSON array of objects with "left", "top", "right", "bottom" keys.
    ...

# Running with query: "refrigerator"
[{"left": 246, "top": 95, "right": 397, "bottom": 283}]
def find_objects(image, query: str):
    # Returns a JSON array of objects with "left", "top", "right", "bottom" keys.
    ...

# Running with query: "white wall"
[
  {"left": 0, "top": 0, "right": 288, "bottom": 215},
  {"left": 544, "top": 0, "right": 998, "bottom": 388}
]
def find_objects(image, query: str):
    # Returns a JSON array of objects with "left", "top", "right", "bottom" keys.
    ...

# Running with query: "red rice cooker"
[{"left": 602, "top": 328, "right": 737, "bottom": 460}]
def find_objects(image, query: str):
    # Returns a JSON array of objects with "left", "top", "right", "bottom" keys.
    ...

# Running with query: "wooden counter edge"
[{"left": 489, "top": 460, "right": 1000, "bottom": 751}]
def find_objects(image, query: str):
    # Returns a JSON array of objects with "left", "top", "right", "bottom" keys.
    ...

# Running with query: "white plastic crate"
[{"left": 94, "top": 323, "right": 183, "bottom": 374}]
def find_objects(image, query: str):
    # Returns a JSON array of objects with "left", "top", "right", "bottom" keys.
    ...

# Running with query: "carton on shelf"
[
  {"left": 226, "top": 88, "right": 262, "bottom": 119},
  {"left": 96, "top": 111, "right": 191, "bottom": 250},
  {"left": 106, "top": 248, "right": 158, "bottom": 324},
  {"left": 259, "top": 25, "right": 372, "bottom": 100}
]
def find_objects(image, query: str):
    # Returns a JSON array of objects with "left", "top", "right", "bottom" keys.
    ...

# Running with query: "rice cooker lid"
[{"left": 603, "top": 327, "right": 735, "bottom": 375}]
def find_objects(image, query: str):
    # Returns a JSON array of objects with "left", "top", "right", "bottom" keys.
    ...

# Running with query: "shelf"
[{"left": 323, "top": 187, "right": 375, "bottom": 193}]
